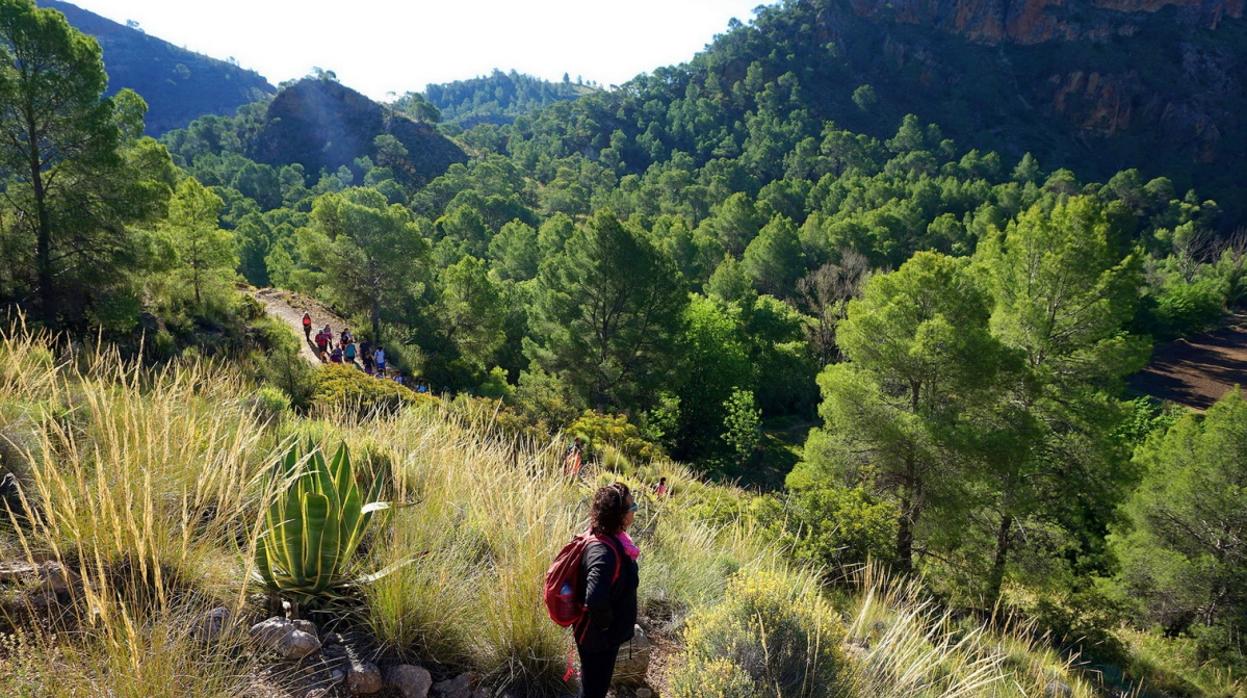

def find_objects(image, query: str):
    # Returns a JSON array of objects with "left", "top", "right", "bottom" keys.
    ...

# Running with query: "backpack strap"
[
  {"left": 590, "top": 533, "right": 624, "bottom": 585},
  {"left": 572, "top": 533, "right": 625, "bottom": 647}
]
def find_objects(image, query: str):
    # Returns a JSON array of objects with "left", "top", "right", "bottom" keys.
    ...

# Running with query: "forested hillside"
[
  {"left": 247, "top": 77, "right": 468, "bottom": 184},
  {"left": 500, "top": 0, "right": 1247, "bottom": 224},
  {"left": 1, "top": 0, "right": 1245, "bottom": 695},
  {"left": 40, "top": 0, "right": 274, "bottom": 134},
  {"left": 400, "top": 69, "right": 596, "bottom": 128}
]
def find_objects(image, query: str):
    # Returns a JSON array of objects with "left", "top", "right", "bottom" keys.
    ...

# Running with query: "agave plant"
[{"left": 254, "top": 440, "right": 389, "bottom": 603}]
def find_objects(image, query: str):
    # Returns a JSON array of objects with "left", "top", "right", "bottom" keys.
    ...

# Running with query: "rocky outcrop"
[
  {"left": 612, "top": 624, "right": 654, "bottom": 687},
  {"left": 848, "top": 0, "right": 1244, "bottom": 44},
  {"left": 248, "top": 78, "right": 467, "bottom": 185},
  {"left": 431, "top": 673, "right": 487, "bottom": 698}
]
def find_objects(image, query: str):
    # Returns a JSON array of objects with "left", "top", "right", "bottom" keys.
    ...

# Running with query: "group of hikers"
[{"left": 301, "top": 311, "right": 429, "bottom": 392}]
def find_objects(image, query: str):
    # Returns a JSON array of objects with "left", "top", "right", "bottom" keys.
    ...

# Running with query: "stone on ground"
[
  {"left": 384, "top": 664, "right": 433, "bottom": 698},
  {"left": 249, "top": 617, "right": 322, "bottom": 659}
]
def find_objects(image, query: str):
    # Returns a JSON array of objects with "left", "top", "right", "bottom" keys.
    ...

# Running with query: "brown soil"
[{"left": 1128, "top": 311, "right": 1247, "bottom": 410}]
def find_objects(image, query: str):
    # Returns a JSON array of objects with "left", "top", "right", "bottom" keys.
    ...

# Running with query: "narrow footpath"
[{"left": 251, "top": 287, "right": 351, "bottom": 366}]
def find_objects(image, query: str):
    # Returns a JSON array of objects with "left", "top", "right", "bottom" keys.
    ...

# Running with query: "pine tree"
[{"left": 524, "top": 210, "right": 686, "bottom": 412}]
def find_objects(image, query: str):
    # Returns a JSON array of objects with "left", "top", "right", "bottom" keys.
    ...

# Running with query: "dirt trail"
[
  {"left": 250, "top": 287, "right": 352, "bottom": 365},
  {"left": 1129, "top": 311, "right": 1247, "bottom": 410}
]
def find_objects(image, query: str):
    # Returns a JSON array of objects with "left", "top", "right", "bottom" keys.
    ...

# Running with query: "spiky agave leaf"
[{"left": 254, "top": 440, "right": 396, "bottom": 604}]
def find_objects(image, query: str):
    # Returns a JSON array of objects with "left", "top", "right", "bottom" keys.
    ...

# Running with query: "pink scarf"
[
  {"left": 586, "top": 529, "right": 640, "bottom": 560},
  {"left": 616, "top": 531, "right": 640, "bottom": 561}
]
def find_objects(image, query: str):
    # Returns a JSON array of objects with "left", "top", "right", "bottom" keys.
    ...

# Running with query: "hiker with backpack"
[
  {"left": 544, "top": 483, "right": 640, "bottom": 698},
  {"left": 314, "top": 328, "right": 330, "bottom": 360},
  {"left": 563, "top": 437, "right": 585, "bottom": 477},
  {"left": 301, "top": 312, "right": 312, "bottom": 341}
]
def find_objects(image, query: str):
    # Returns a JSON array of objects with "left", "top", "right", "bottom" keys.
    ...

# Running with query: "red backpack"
[{"left": 544, "top": 533, "right": 621, "bottom": 627}]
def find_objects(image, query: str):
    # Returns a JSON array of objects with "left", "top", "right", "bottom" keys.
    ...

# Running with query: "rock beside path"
[
  {"left": 346, "top": 659, "right": 383, "bottom": 695},
  {"left": 192, "top": 606, "right": 231, "bottom": 643},
  {"left": 432, "top": 672, "right": 486, "bottom": 698},
  {"left": 249, "top": 617, "right": 322, "bottom": 660},
  {"left": 384, "top": 664, "right": 433, "bottom": 698},
  {"left": 613, "top": 624, "right": 653, "bottom": 687}
]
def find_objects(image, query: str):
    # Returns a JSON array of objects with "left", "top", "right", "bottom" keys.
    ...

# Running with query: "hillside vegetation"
[
  {"left": 398, "top": 69, "right": 596, "bottom": 129},
  {"left": 41, "top": 0, "right": 274, "bottom": 135},
  {"left": 0, "top": 0, "right": 1245, "bottom": 695},
  {"left": 0, "top": 322, "right": 1102, "bottom": 697}
]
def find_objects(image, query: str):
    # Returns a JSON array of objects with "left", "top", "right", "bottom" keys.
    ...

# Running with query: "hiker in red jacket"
[
  {"left": 314, "top": 328, "right": 330, "bottom": 360},
  {"left": 301, "top": 312, "right": 312, "bottom": 341}
]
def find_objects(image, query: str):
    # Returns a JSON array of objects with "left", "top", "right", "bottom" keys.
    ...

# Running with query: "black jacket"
[{"left": 574, "top": 535, "right": 638, "bottom": 653}]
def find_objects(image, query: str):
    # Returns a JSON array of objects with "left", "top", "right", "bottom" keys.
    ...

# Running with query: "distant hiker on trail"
[
  {"left": 374, "top": 347, "right": 386, "bottom": 374},
  {"left": 340, "top": 328, "right": 353, "bottom": 346},
  {"left": 654, "top": 477, "right": 668, "bottom": 498},
  {"left": 314, "top": 329, "right": 330, "bottom": 360},
  {"left": 344, "top": 341, "right": 357, "bottom": 364},
  {"left": 544, "top": 483, "right": 640, "bottom": 698},
  {"left": 330, "top": 346, "right": 343, "bottom": 363},
  {"left": 301, "top": 312, "right": 312, "bottom": 340},
  {"left": 361, "top": 340, "right": 374, "bottom": 373},
  {"left": 564, "top": 437, "right": 584, "bottom": 477}
]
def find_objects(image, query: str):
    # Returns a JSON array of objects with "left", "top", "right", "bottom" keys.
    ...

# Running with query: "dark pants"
[{"left": 577, "top": 643, "right": 619, "bottom": 698}]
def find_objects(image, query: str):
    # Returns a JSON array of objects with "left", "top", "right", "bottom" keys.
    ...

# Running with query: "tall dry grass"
[
  {"left": 0, "top": 319, "right": 277, "bottom": 697},
  {"left": 843, "top": 564, "right": 1099, "bottom": 698}
]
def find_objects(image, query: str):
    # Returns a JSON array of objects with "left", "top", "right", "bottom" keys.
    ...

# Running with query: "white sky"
[{"left": 67, "top": 0, "right": 769, "bottom": 100}]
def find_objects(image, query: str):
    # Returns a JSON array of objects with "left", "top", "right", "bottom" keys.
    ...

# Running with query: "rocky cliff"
[
  {"left": 248, "top": 79, "right": 467, "bottom": 185},
  {"left": 847, "top": 0, "right": 1244, "bottom": 44},
  {"left": 803, "top": 0, "right": 1246, "bottom": 219}
]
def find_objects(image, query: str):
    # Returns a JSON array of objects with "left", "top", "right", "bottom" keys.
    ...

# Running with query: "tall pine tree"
[{"left": 524, "top": 210, "right": 686, "bottom": 413}]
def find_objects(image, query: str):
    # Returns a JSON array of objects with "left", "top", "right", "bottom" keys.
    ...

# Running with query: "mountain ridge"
[{"left": 39, "top": 0, "right": 275, "bottom": 135}]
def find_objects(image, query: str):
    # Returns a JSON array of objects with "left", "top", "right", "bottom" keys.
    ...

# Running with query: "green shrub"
[
  {"left": 1005, "top": 586, "right": 1127, "bottom": 667},
  {"left": 567, "top": 410, "right": 663, "bottom": 465},
  {"left": 1115, "top": 626, "right": 1247, "bottom": 698},
  {"left": 311, "top": 364, "right": 428, "bottom": 416},
  {"left": 250, "top": 385, "right": 291, "bottom": 424},
  {"left": 1150, "top": 276, "right": 1228, "bottom": 338},
  {"left": 720, "top": 388, "right": 761, "bottom": 467},
  {"left": 477, "top": 366, "right": 513, "bottom": 400},
  {"left": 671, "top": 656, "right": 754, "bottom": 697},
  {"left": 762, "top": 486, "right": 898, "bottom": 571},
  {"left": 669, "top": 568, "right": 848, "bottom": 698}
]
